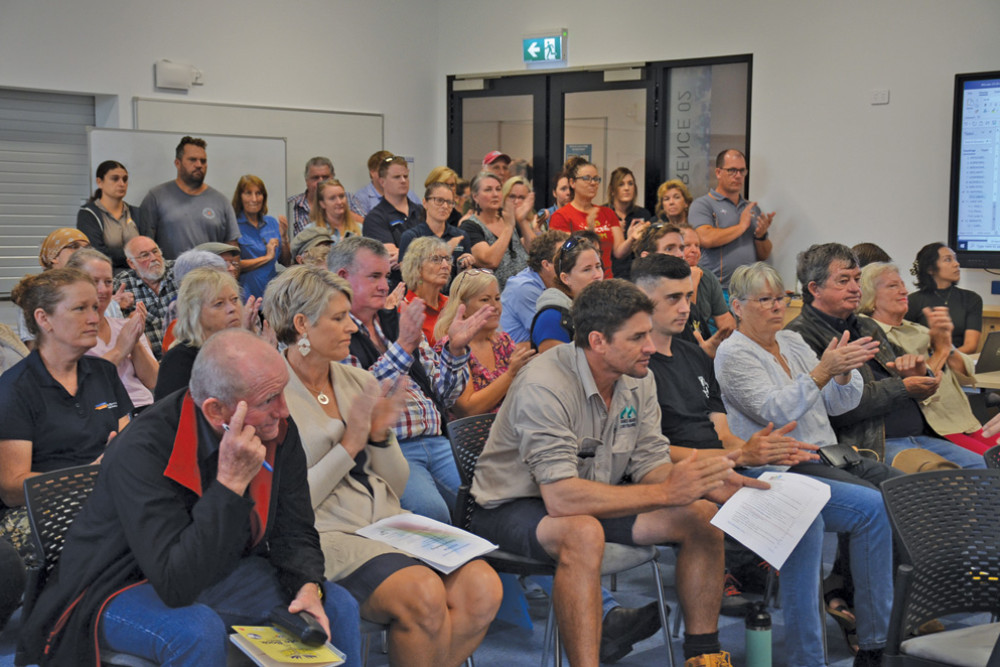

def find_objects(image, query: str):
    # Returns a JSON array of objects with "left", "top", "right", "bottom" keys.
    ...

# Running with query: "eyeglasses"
[
  {"left": 747, "top": 294, "right": 791, "bottom": 309},
  {"left": 721, "top": 167, "right": 748, "bottom": 177},
  {"left": 223, "top": 257, "right": 241, "bottom": 268},
  {"left": 451, "top": 268, "right": 494, "bottom": 294},
  {"left": 575, "top": 175, "right": 602, "bottom": 184},
  {"left": 426, "top": 196, "right": 455, "bottom": 207},
  {"left": 428, "top": 254, "right": 453, "bottom": 265},
  {"left": 134, "top": 247, "right": 163, "bottom": 262}
]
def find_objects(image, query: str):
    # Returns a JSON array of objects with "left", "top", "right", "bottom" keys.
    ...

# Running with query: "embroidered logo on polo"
[
  {"left": 95, "top": 401, "right": 119, "bottom": 411},
  {"left": 618, "top": 405, "right": 637, "bottom": 429},
  {"left": 203, "top": 208, "right": 216, "bottom": 220}
]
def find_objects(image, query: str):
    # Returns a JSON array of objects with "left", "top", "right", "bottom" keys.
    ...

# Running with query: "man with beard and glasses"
[
  {"left": 114, "top": 236, "right": 178, "bottom": 359},
  {"left": 138, "top": 136, "right": 240, "bottom": 260}
]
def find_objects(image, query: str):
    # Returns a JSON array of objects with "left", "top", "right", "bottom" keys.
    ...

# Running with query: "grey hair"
[
  {"left": 469, "top": 171, "right": 503, "bottom": 213},
  {"left": 858, "top": 262, "right": 901, "bottom": 316},
  {"left": 173, "top": 268, "right": 241, "bottom": 348},
  {"left": 326, "top": 236, "right": 388, "bottom": 274},
  {"left": 190, "top": 329, "right": 269, "bottom": 406},
  {"left": 796, "top": 243, "right": 859, "bottom": 305},
  {"left": 173, "top": 249, "right": 226, "bottom": 283},
  {"left": 401, "top": 236, "right": 448, "bottom": 290},
  {"left": 65, "top": 247, "right": 111, "bottom": 270},
  {"left": 728, "top": 262, "right": 785, "bottom": 304},
  {"left": 304, "top": 156, "right": 334, "bottom": 178},
  {"left": 262, "top": 265, "right": 353, "bottom": 346}
]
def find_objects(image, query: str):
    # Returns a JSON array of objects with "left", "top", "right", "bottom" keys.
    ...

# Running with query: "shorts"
[{"left": 469, "top": 497, "right": 638, "bottom": 563}]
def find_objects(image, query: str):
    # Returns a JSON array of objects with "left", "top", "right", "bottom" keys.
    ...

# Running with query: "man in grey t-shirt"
[{"left": 138, "top": 136, "right": 240, "bottom": 260}]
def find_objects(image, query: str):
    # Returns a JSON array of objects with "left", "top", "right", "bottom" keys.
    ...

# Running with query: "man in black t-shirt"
[{"left": 630, "top": 254, "right": 810, "bottom": 465}]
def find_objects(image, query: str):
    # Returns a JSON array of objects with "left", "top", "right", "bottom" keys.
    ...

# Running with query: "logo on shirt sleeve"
[{"left": 698, "top": 376, "right": 710, "bottom": 398}]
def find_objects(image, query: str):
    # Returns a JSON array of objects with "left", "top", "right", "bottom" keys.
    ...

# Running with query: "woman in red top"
[{"left": 548, "top": 156, "right": 648, "bottom": 278}]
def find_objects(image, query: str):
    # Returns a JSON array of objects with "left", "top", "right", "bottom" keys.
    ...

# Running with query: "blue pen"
[{"left": 222, "top": 423, "right": 273, "bottom": 472}]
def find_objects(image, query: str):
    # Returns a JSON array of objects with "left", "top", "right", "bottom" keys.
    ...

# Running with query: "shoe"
[
  {"left": 719, "top": 573, "right": 752, "bottom": 617},
  {"left": 915, "top": 619, "right": 945, "bottom": 635},
  {"left": 599, "top": 601, "right": 663, "bottom": 663},
  {"left": 733, "top": 560, "right": 777, "bottom": 595},
  {"left": 853, "top": 648, "right": 883, "bottom": 667},
  {"left": 826, "top": 599, "right": 859, "bottom": 655},
  {"left": 684, "top": 651, "right": 733, "bottom": 667}
]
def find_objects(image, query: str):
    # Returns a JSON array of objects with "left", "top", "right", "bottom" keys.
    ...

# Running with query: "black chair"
[
  {"left": 880, "top": 468, "right": 1000, "bottom": 666},
  {"left": 447, "top": 414, "right": 674, "bottom": 667},
  {"left": 17, "top": 465, "right": 157, "bottom": 667},
  {"left": 984, "top": 444, "right": 1000, "bottom": 470}
]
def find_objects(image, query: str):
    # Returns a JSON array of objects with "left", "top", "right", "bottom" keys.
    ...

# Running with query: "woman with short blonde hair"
[{"left": 154, "top": 268, "right": 242, "bottom": 399}]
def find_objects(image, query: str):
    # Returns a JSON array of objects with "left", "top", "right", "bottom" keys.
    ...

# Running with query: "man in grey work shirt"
[
  {"left": 470, "top": 279, "right": 767, "bottom": 667},
  {"left": 689, "top": 149, "right": 774, "bottom": 290},
  {"left": 138, "top": 136, "right": 240, "bottom": 260}
]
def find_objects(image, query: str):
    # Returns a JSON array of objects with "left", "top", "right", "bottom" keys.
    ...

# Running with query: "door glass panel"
[
  {"left": 666, "top": 62, "right": 748, "bottom": 197},
  {"left": 564, "top": 89, "right": 647, "bottom": 209},
  {"left": 461, "top": 95, "right": 533, "bottom": 182}
]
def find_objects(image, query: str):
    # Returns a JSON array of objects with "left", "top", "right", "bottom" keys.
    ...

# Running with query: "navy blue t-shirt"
[{"left": 0, "top": 350, "right": 132, "bottom": 473}]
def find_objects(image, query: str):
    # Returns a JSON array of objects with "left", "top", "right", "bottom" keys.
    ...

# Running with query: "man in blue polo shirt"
[{"left": 689, "top": 149, "right": 775, "bottom": 292}]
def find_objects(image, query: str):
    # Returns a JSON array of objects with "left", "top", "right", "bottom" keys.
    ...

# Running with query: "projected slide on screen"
[{"left": 955, "top": 79, "right": 1000, "bottom": 251}]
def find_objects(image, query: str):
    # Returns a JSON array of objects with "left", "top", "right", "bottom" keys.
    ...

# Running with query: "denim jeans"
[
  {"left": 398, "top": 434, "right": 461, "bottom": 524},
  {"left": 885, "top": 434, "right": 987, "bottom": 469},
  {"left": 100, "top": 557, "right": 362, "bottom": 666},
  {"left": 744, "top": 468, "right": 892, "bottom": 666}
]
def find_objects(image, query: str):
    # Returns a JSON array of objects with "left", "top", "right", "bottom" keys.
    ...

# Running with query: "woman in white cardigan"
[{"left": 263, "top": 265, "right": 501, "bottom": 667}]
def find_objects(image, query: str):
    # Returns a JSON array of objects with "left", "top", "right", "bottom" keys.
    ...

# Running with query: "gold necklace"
[{"left": 297, "top": 370, "right": 332, "bottom": 405}]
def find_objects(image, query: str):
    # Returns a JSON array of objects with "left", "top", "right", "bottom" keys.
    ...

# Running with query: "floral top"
[{"left": 437, "top": 331, "right": 516, "bottom": 414}]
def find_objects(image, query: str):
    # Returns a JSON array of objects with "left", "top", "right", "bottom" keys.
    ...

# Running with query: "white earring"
[{"left": 297, "top": 334, "right": 311, "bottom": 357}]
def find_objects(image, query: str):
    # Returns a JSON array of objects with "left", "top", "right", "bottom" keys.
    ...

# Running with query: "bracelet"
[
  {"left": 808, "top": 373, "right": 823, "bottom": 388},
  {"left": 754, "top": 232, "right": 769, "bottom": 241}
]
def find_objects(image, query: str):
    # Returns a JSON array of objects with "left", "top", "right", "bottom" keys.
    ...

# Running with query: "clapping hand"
[{"left": 446, "top": 303, "right": 496, "bottom": 354}]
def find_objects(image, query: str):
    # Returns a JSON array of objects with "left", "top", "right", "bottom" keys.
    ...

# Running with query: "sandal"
[{"left": 826, "top": 598, "right": 859, "bottom": 655}]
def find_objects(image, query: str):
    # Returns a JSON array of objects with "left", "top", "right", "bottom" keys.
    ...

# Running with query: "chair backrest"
[
  {"left": 23, "top": 464, "right": 101, "bottom": 578},
  {"left": 881, "top": 468, "right": 1000, "bottom": 637},
  {"left": 984, "top": 443, "right": 1000, "bottom": 470},
  {"left": 446, "top": 414, "right": 496, "bottom": 529}
]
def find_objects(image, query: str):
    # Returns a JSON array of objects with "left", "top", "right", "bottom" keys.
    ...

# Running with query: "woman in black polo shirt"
[{"left": 0, "top": 268, "right": 132, "bottom": 561}]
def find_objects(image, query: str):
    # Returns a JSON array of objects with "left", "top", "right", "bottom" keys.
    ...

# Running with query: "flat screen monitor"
[{"left": 950, "top": 70, "right": 1000, "bottom": 269}]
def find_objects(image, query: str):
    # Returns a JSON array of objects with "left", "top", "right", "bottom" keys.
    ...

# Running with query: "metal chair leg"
[{"left": 650, "top": 560, "right": 675, "bottom": 667}]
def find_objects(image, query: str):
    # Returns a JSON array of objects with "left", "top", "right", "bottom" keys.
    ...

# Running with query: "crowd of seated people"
[{"left": 5, "top": 138, "right": 1000, "bottom": 667}]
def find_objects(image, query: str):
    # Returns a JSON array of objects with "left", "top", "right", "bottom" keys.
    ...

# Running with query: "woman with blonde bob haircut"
[
  {"left": 400, "top": 236, "right": 452, "bottom": 345},
  {"left": 434, "top": 269, "right": 534, "bottom": 417},
  {"left": 263, "top": 266, "right": 502, "bottom": 667},
  {"left": 655, "top": 179, "right": 693, "bottom": 226},
  {"left": 154, "top": 268, "right": 242, "bottom": 400}
]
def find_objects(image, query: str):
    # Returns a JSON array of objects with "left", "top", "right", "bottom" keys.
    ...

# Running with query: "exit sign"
[{"left": 522, "top": 31, "right": 568, "bottom": 67}]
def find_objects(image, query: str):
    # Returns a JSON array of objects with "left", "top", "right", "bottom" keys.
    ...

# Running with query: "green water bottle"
[{"left": 745, "top": 601, "right": 772, "bottom": 667}]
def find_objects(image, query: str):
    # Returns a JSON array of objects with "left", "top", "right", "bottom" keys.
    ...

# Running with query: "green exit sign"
[{"left": 522, "top": 31, "right": 568, "bottom": 66}]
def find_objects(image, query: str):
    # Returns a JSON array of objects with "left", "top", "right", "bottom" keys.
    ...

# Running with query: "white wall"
[
  {"left": 0, "top": 0, "right": 439, "bottom": 195},
  {"left": 433, "top": 0, "right": 1000, "bottom": 300},
  {"left": 3, "top": 0, "right": 1000, "bottom": 299}
]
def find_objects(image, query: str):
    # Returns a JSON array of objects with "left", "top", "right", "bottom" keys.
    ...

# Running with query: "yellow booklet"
[{"left": 230, "top": 625, "right": 345, "bottom": 666}]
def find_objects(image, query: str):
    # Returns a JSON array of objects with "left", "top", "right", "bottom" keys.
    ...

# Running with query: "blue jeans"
[
  {"left": 885, "top": 435, "right": 987, "bottom": 469},
  {"left": 100, "top": 557, "right": 362, "bottom": 666},
  {"left": 744, "top": 469, "right": 892, "bottom": 666},
  {"left": 398, "top": 434, "right": 461, "bottom": 524}
]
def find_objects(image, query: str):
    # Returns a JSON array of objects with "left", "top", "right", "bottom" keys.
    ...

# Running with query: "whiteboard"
[
  {"left": 133, "top": 98, "right": 384, "bottom": 211},
  {"left": 87, "top": 128, "right": 287, "bottom": 215}
]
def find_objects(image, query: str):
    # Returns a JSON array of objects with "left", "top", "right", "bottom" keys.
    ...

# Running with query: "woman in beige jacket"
[{"left": 263, "top": 266, "right": 501, "bottom": 667}]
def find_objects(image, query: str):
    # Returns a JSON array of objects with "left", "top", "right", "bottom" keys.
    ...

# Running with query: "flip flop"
[{"left": 826, "top": 599, "right": 859, "bottom": 655}]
